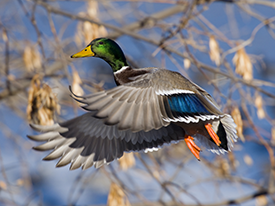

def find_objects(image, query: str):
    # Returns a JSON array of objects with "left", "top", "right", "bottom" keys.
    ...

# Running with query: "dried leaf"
[
  {"left": 91, "top": 81, "right": 105, "bottom": 92},
  {"left": 244, "top": 154, "right": 253, "bottom": 166},
  {"left": 16, "top": 179, "right": 24, "bottom": 186},
  {"left": 98, "top": 25, "right": 108, "bottom": 37},
  {"left": 2, "top": 30, "right": 8, "bottom": 42},
  {"left": 216, "top": 158, "right": 230, "bottom": 177},
  {"left": 75, "top": 2, "right": 107, "bottom": 46},
  {"left": 27, "top": 74, "right": 60, "bottom": 125},
  {"left": 256, "top": 195, "right": 268, "bottom": 206},
  {"left": 183, "top": 58, "right": 191, "bottom": 69},
  {"left": 0, "top": 181, "right": 7, "bottom": 190},
  {"left": 233, "top": 47, "right": 253, "bottom": 80},
  {"left": 7, "top": 74, "right": 15, "bottom": 81},
  {"left": 209, "top": 36, "right": 220, "bottom": 66},
  {"left": 118, "top": 153, "right": 135, "bottom": 171},
  {"left": 23, "top": 44, "right": 42, "bottom": 72},
  {"left": 231, "top": 107, "right": 245, "bottom": 142},
  {"left": 255, "top": 94, "right": 265, "bottom": 119},
  {"left": 72, "top": 68, "right": 84, "bottom": 97},
  {"left": 228, "top": 151, "right": 237, "bottom": 172},
  {"left": 87, "top": 1, "right": 98, "bottom": 18},
  {"left": 107, "top": 183, "right": 130, "bottom": 206},
  {"left": 272, "top": 127, "right": 275, "bottom": 145},
  {"left": 77, "top": 22, "right": 107, "bottom": 46}
]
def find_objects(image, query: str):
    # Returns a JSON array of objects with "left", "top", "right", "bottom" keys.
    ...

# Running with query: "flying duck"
[{"left": 28, "top": 38, "right": 238, "bottom": 169}]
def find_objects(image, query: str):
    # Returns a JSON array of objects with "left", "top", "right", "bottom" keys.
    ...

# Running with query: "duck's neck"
[{"left": 104, "top": 55, "right": 128, "bottom": 73}]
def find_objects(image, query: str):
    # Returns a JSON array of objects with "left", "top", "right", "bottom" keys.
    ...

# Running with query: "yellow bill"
[{"left": 71, "top": 45, "right": 94, "bottom": 58}]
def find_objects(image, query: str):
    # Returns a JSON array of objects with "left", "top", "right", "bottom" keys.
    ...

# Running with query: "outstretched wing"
[
  {"left": 28, "top": 112, "right": 184, "bottom": 169},
  {"left": 75, "top": 85, "right": 169, "bottom": 132},
  {"left": 74, "top": 68, "right": 224, "bottom": 133}
]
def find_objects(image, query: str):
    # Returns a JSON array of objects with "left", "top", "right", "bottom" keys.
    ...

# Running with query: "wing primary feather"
[
  {"left": 27, "top": 132, "right": 60, "bottom": 142},
  {"left": 143, "top": 88, "right": 153, "bottom": 132},
  {"left": 29, "top": 123, "right": 68, "bottom": 133},
  {"left": 95, "top": 99, "right": 120, "bottom": 119},
  {"left": 127, "top": 89, "right": 139, "bottom": 103},
  {"left": 150, "top": 90, "right": 161, "bottom": 129},
  {"left": 135, "top": 89, "right": 146, "bottom": 104},
  {"left": 98, "top": 138, "right": 109, "bottom": 162},
  {"left": 72, "top": 93, "right": 105, "bottom": 105},
  {"left": 70, "top": 85, "right": 104, "bottom": 99},
  {"left": 116, "top": 103, "right": 132, "bottom": 130},
  {"left": 82, "top": 154, "right": 95, "bottom": 170},
  {"left": 118, "top": 103, "right": 136, "bottom": 131},
  {"left": 33, "top": 138, "right": 72, "bottom": 151},
  {"left": 70, "top": 156, "right": 87, "bottom": 170},
  {"left": 43, "top": 145, "right": 70, "bottom": 160},
  {"left": 104, "top": 100, "right": 128, "bottom": 126},
  {"left": 118, "top": 88, "right": 135, "bottom": 101},
  {"left": 132, "top": 102, "right": 144, "bottom": 133},
  {"left": 112, "top": 87, "right": 131, "bottom": 99},
  {"left": 105, "top": 139, "right": 114, "bottom": 163},
  {"left": 56, "top": 147, "right": 83, "bottom": 167},
  {"left": 80, "top": 136, "right": 98, "bottom": 157},
  {"left": 82, "top": 96, "right": 112, "bottom": 111}
]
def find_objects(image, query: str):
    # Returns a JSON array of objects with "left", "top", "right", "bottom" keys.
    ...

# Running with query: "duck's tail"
[{"left": 196, "top": 114, "right": 238, "bottom": 154}]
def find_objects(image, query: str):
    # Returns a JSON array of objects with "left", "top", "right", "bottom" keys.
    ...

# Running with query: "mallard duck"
[{"left": 28, "top": 38, "right": 237, "bottom": 169}]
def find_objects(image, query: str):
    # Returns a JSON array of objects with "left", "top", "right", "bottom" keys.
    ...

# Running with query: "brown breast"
[{"left": 114, "top": 66, "right": 149, "bottom": 85}]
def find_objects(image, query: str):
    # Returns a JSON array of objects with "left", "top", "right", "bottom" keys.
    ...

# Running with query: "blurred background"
[{"left": 1, "top": 0, "right": 275, "bottom": 205}]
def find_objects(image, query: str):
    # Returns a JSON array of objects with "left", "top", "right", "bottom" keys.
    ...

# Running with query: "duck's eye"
[
  {"left": 85, "top": 49, "right": 87, "bottom": 51},
  {"left": 99, "top": 42, "right": 104, "bottom": 45}
]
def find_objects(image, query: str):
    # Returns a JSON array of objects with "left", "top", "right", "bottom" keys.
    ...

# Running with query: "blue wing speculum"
[
  {"left": 161, "top": 93, "right": 219, "bottom": 123},
  {"left": 168, "top": 94, "right": 211, "bottom": 115}
]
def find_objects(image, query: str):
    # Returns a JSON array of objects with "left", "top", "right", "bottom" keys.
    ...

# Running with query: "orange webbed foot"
[
  {"left": 205, "top": 123, "right": 221, "bottom": 146},
  {"left": 184, "top": 135, "right": 201, "bottom": 160}
]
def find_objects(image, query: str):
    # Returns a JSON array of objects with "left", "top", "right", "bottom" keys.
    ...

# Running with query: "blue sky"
[{"left": 1, "top": 1, "right": 275, "bottom": 205}]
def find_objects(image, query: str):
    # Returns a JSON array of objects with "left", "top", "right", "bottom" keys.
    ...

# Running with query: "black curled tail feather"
[
  {"left": 219, "top": 114, "right": 238, "bottom": 150},
  {"left": 216, "top": 121, "right": 228, "bottom": 151}
]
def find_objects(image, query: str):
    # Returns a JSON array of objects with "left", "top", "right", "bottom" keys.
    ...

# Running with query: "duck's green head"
[{"left": 71, "top": 38, "right": 128, "bottom": 72}]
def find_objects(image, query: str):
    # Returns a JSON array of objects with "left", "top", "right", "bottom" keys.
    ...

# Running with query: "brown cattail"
[
  {"left": 23, "top": 44, "right": 42, "bottom": 72},
  {"left": 27, "top": 74, "right": 60, "bottom": 125},
  {"left": 255, "top": 94, "right": 265, "bottom": 119},
  {"left": 231, "top": 107, "right": 245, "bottom": 142},
  {"left": 118, "top": 153, "right": 135, "bottom": 171},
  {"left": 107, "top": 183, "right": 130, "bottom": 206},
  {"left": 233, "top": 47, "right": 253, "bottom": 80},
  {"left": 209, "top": 36, "right": 220, "bottom": 66}
]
